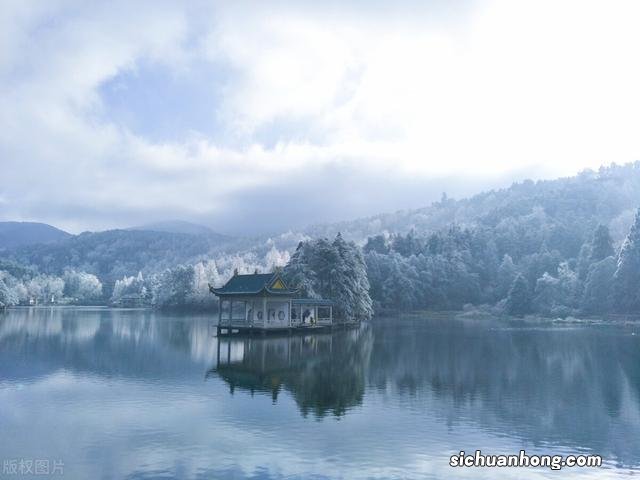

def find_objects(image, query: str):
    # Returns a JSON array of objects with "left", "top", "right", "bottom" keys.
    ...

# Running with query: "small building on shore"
[
  {"left": 110, "top": 293, "right": 148, "bottom": 308},
  {"left": 209, "top": 271, "right": 334, "bottom": 334}
]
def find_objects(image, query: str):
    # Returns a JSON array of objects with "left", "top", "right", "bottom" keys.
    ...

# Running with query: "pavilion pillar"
[{"left": 262, "top": 296, "right": 267, "bottom": 327}]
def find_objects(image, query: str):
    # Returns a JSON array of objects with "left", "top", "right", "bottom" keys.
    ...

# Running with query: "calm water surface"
[{"left": 1, "top": 308, "right": 639, "bottom": 479}]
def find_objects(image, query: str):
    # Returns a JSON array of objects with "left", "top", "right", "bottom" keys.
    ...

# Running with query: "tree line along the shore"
[{"left": 3, "top": 163, "right": 640, "bottom": 318}]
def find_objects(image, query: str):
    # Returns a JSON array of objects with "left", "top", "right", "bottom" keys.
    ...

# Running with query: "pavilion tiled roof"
[{"left": 209, "top": 272, "right": 298, "bottom": 296}]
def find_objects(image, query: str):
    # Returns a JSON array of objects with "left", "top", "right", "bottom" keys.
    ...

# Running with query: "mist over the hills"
[
  {"left": 5, "top": 1, "right": 640, "bottom": 234},
  {"left": 2, "top": 162, "right": 640, "bottom": 317}
]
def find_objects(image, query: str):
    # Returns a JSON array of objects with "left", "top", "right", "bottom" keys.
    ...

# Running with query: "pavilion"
[{"left": 209, "top": 271, "right": 334, "bottom": 335}]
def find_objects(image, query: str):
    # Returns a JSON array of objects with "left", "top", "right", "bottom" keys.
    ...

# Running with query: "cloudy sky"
[{"left": 2, "top": 0, "right": 640, "bottom": 234}]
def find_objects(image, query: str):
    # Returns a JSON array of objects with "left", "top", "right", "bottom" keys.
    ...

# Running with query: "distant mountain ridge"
[
  {"left": 0, "top": 222, "right": 71, "bottom": 250},
  {"left": 303, "top": 163, "right": 640, "bottom": 245},
  {"left": 128, "top": 220, "right": 220, "bottom": 236},
  {"left": 2, "top": 228, "right": 235, "bottom": 284},
  {"left": 3, "top": 162, "right": 640, "bottom": 293}
]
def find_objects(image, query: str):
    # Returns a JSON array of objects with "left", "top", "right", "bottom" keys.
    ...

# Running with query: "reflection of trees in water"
[
  {"left": 290, "top": 328, "right": 372, "bottom": 418},
  {"left": 0, "top": 308, "right": 216, "bottom": 379},
  {"left": 369, "top": 317, "right": 640, "bottom": 466},
  {"left": 211, "top": 327, "right": 373, "bottom": 418},
  {"left": 0, "top": 308, "right": 374, "bottom": 418},
  {"left": 4, "top": 309, "right": 640, "bottom": 464}
]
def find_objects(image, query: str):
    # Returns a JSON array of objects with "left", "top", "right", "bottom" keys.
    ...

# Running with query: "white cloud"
[
  {"left": 2, "top": 0, "right": 640, "bottom": 232},
  {"left": 206, "top": 0, "right": 640, "bottom": 177}
]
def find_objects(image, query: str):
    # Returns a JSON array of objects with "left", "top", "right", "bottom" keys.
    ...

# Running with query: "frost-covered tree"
[
  {"left": 506, "top": 274, "right": 531, "bottom": 316},
  {"left": 613, "top": 209, "right": 640, "bottom": 312},
  {"left": 284, "top": 242, "right": 319, "bottom": 298},
  {"left": 111, "top": 272, "right": 149, "bottom": 303},
  {"left": 533, "top": 272, "right": 561, "bottom": 315},
  {"left": 582, "top": 257, "right": 616, "bottom": 314},
  {"left": 26, "top": 274, "right": 64, "bottom": 304},
  {"left": 284, "top": 234, "right": 373, "bottom": 321},
  {"left": 390, "top": 229, "right": 422, "bottom": 257},
  {"left": 497, "top": 254, "right": 518, "bottom": 300},
  {"left": 521, "top": 248, "right": 563, "bottom": 288},
  {"left": 0, "top": 277, "right": 18, "bottom": 306},
  {"left": 63, "top": 270, "right": 103, "bottom": 303},
  {"left": 264, "top": 246, "right": 290, "bottom": 271},
  {"left": 190, "top": 261, "right": 220, "bottom": 309},
  {"left": 0, "top": 272, "right": 27, "bottom": 305},
  {"left": 11, "top": 281, "right": 28, "bottom": 304},
  {"left": 153, "top": 265, "right": 195, "bottom": 309},
  {"left": 332, "top": 233, "right": 373, "bottom": 321},
  {"left": 381, "top": 257, "right": 418, "bottom": 310},
  {"left": 363, "top": 235, "right": 389, "bottom": 254},
  {"left": 590, "top": 225, "right": 615, "bottom": 263},
  {"left": 576, "top": 243, "right": 592, "bottom": 281},
  {"left": 532, "top": 263, "right": 579, "bottom": 316}
]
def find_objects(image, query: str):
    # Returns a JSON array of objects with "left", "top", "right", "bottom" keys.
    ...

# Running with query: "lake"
[{"left": 0, "top": 308, "right": 639, "bottom": 479}]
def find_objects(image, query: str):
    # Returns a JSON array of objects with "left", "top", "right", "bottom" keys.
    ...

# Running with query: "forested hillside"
[
  {"left": 0, "top": 227, "right": 291, "bottom": 308},
  {"left": 356, "top": 163, "right": 640, "bottom": 316},
  {"left": 0, "top": 222, "right": 71, "bottom": 250},
  {"left": 2, "top": 162, "right": 640, "bottom": 315},
  {"left": 305, "top": 163, "right": 640, "bottom": 245},
  {"left": 5, "top": 229, "right": 230, "bottom": 280}
]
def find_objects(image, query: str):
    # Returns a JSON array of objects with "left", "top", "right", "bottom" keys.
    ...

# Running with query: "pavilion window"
[
  {"left": 266, "top": 300, "right": 289, "bottom": 326},
  {"left": 231, "top": 301, "right": 246, "bottom": 322},
  {"left": 302, "top": 307, "right": 315, "bottom": 324},
  {"left": 317, "top": 306, "right": 331, "bottom": 321},
  {"left": 221, "top": 300, "right": 231, "bottom": 321},
  {"left": 291, "top": 305, "right": 301, "bottom": 325}
]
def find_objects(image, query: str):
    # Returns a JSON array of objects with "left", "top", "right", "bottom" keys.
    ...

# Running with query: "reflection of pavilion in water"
[{"left": 207, "top": 327, "right": 374, "bottom": 417}]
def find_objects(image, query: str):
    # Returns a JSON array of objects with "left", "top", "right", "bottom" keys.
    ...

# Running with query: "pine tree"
[
  {"left": 363, "top": 235, "right": 389, "bottom": 254},
  {"left": 590, "top": 225, "right": 615, "bottom": 262},
  {"left": 497, "top": 254, "right": 518, "bottom": 300},
  {"left": 506, "top": 274, "right": 531, "bottom": 316},
  {"left": 153, "top": 265, "right": 195, "bottom": 309},
  {"left": 613, "top": 209, "right": 640, "bottom": 312},
  {"left": 576, "top": 243, "right": 592, "bottom": 281},
  {"left": 283, "top": 242, "right": 318, "bottom": 298},
  {"left": 283, "top": 234, "right": 373, "bottom": 322},
  {"left": 334, "top": 234, "right": 373, "bottom": 321},
  {"left": 582, "top": 257, "right": 616, "bottom": 314}
]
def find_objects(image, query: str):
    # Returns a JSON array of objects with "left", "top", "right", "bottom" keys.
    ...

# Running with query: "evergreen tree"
[
  {"left": 613, "top": 209, "right": 640, "bottom": 312},
  {"left": 533, "top": 272, "right": 561, "bottom": 315},
  {"left": 532, "top": 263, "right": 579, "bottom": 315},
  {"left": 0, "top": 277, "right": 17, "bottom": 306},
  {"left": 63, "top": 270, "right": 103, "bottom": 302},
  {"left": 582, "top": 257, "right": 616, "bottom": 314},
  {"left": 497, "top": 254, "right": 518, "bottom": 300},
  {"left": 576, "top": 243, "right": 592, "bottom": 281},
  {"left": 363, "top": 235, "right": 389, "bottom": 254},
  {"left": 283, "top": 242, "right": 319, "bottom": 298},
  {"left": 153, "top": 265, "right": 195, "bottom": 309},
  {"left": 382, "top": 260, "right": 417, "bottom": 310},
  {"left": 506, "top": 274, "right": 531, "bottom": 316},
  {"left": 390, "top": 229, "right": 421, "bottom": 257},
  {"left": 284, "top": 234, "right": 373, "bottom": 321},
  {"left": 590, "top": 225, "right": 615, "bottom": 262}
]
